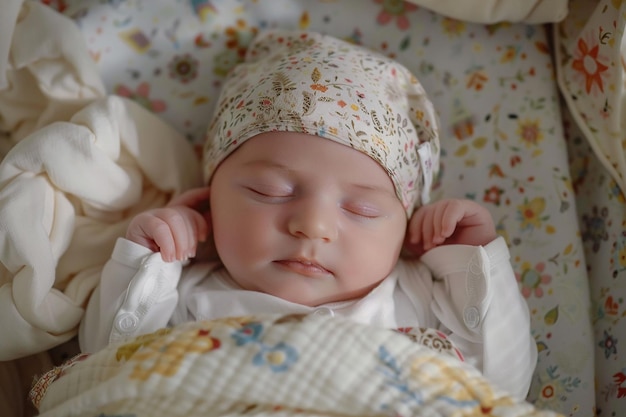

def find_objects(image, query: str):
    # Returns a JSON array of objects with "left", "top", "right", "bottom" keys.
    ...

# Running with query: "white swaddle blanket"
[{"left": 0, "top": 1, "right": 200, "bottom": 361}]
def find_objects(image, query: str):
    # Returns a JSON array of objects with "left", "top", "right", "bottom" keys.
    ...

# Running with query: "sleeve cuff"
[
  {"left": 420, "top": 236, "right": 509, "bottom": 277},
  {"left": 111, "top": 237, "right": 158, "bottom": 268},
  {"left": 423, "top": 236, "right": 511, "bottom": 335}
]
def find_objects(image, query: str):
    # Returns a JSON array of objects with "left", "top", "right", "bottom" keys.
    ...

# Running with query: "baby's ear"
[
  {"left": 401, "top": 238, "right": 426, "bottom": 259},
  {"left": 194, "top": 230, "right": 219, "bottom": 263},
  {"left": 196, "top": 191, "right": 211, "bottom": 214},
  {"left": 402, "top": 212, "right": 427, "bottom": 258}
]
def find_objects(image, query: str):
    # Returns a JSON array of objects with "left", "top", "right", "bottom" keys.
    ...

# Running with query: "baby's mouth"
[{"left": 274, "top": 258, "right": 333, "bottom": 277}]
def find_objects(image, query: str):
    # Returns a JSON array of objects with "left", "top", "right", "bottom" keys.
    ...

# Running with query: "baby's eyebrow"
[
  {"left": 347, "top": 182, "right": 397, "bottom": 199},
  {"left": 242, "top": 160, "right": 294, "bottom": 173}
]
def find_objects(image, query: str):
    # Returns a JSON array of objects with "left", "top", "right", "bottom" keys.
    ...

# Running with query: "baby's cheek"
[{"left": 351, "top": 243, "right": 396, "bottom": 284}]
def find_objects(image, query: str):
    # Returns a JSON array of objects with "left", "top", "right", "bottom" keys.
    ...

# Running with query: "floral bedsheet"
[
  {"left": 49, "top": 0, "right": 589, "bottom": 414},
  {"left": 32, "top": 314, "right": 563, "bottom": 417},
  {"left": 16, "top": 0, "right": 626, "bottom": 416}
]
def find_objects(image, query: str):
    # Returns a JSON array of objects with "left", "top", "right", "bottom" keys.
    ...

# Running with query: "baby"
[{"left": 79, "top": 30, "right": 537, "bottom": 399}]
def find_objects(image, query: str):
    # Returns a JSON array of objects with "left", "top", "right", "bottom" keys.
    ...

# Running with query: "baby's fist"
[{"left": 405, "top": 199, "right": 496, "bottom": 257}]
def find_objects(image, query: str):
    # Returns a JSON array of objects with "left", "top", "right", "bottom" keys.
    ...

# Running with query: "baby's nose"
[{"left": 287, "top": 198, "right": 338, "bottom": 242}]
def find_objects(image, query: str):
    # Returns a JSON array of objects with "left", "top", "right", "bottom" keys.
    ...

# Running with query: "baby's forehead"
[
  {"left": 219, "top": 131, "right": 398, "bottom": 188},
  {"left": 203, "top": 30, "right": 440, "bottom": 216}
]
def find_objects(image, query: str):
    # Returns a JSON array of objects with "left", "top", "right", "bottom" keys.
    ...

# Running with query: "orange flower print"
[
  {"left": 213, "top": 20, "right": 258, "bottom": 77},
  {"left": 571, "top": 37, "right": 609, "bottom": 95},
  {"left": 488, "top": 164, "right": 505, "bottom": 178},
  {"left": 500, "top": 46, "right": 519, "bottom": 63},
  {"left": 310, "top": 84, "right": 328, "bottom": 92},
  {"left": 483, "top": 185, "right": 504, "bottom": 206},
  {"left": 374, "top": 0, "right": 418, "bottom": 30},
  {"left": 517, "top": 119, "right": 543, "bottom": 148},
  {"left": 225, "top": 19, "right": 259, "bottom": 60},
  {"left": 465, "top": 70, "right": 488, "bottom": 91}
]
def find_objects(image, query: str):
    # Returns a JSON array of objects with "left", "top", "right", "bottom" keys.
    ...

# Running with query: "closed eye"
[
  {"left": 342, "top": 204, "right": 383, "bottom": 219},
  {"left": 245, "top": 186, "right": 294, "bottom": 202}
]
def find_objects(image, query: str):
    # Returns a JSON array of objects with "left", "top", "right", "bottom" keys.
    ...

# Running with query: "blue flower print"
[
  {"left": 599, "top": 330, "right": 617, "bottom": 359},
  {"left": 253, "top": 342, "right": 299, "bottom": 372},
  {"left": 231, "top": 322, "right": 264, "bottom": 346}
]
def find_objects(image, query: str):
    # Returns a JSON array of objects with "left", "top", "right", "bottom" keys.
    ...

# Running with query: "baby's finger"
[
  {"left": 180, "top": 207, "right": 211, "bottom": 258},
  {"left": 167, "top": 187, "right": 211, "bottom": 210},
  {"left": 443, "top": 200, "right": 467, "bottom": 237},
  {"left": 434, "top": 201, "right": 457, "bottom": 241},
  {"left": 408, "top": 207, "right": 426, "bottom": 244},
  {"left": 431, "top": 203, "right": 448, "bottom": 244},
  {"left": 181, "top": 210, "right": 198, "bottom": 259},
  {"left": 155, "top": 209, "right": 192, "bottom": 261},
  {"left": 420, "top": 207, "right": 436, "bottom": 249},
  {"left": 147, "top": 218, "right": 177, "bottom": 262},
  {"left": 191, "top": 208, "right": 210, "bottom": 243}
]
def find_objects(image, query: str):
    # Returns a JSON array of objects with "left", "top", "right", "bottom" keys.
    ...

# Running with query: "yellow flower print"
[
  {"left": 441, "top": 17, "right": 466, "bottom": 37},
  {"left": 517, "top": 197, "right": 547, "bottom": 230},
  {"left": 517, "top": 119, "right": 543, "bottom": 147},
  {"left": 129, "top": 328, "right": 222, "bottom": 381},
  {"left": 372, "top": 134, "right": 390, "bottom": 155},
  {"left": 116, "top": 328, "right": 172, "bottom": 362},
  {"left": 409, "top": 354, "right": 513, "bottom": 412}
]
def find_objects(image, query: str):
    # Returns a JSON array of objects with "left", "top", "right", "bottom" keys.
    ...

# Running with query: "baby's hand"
[
  {"left": 404, "top": 199, "right": 497, "bottom": 257},
  {"left": 126, "top": 187, "right": 212, "bottom": 262}
]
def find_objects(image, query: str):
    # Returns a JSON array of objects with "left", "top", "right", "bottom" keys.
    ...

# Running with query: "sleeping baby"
[{"left": 79, "top": 29, "right": 537, "bottom": 399}]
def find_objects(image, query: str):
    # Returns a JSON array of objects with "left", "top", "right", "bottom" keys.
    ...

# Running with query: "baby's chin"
[{"left": 268, "top": 286, "right": 374, "bottom": 308}]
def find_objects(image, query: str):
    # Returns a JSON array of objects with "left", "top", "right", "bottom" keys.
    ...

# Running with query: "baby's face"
[{"left": 210, "top": 132, "right": 407, "bottom": 306}]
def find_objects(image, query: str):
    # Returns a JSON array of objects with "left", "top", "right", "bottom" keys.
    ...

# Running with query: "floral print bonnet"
[{"left": 203, "top": 30, "right": 440, "bottom": 217}]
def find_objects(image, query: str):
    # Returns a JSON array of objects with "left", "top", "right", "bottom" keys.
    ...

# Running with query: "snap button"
[
  {"left": 463, "top": 306, "right": 480, "bottom": 329},
  {"left": 313, "top": 307, "right": 334, "bottom": 317},
  {"left": 115, "top": 312, "right": 139, "bottom": 333}
]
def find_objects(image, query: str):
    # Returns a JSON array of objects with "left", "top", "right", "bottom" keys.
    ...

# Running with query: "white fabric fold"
[
  {"left": 0, "top": 96, "right": 200, "bottom": 360},
  {"left": 406, "top": 0, "right": 568, "bottom": 24},
  {"left": 0, "top": 0, "right": 200, "bottom": 360},
  {"left": 0, "top": 0, "right": 105, "bottom": 150}
]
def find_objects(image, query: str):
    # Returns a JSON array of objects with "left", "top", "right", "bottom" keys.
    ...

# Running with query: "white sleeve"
[
  {"left": 78, "top": 238, "right": 182, "bottom": 353},
  {"left": 418, "top": 237, "right": 537, "bottom": 400}
]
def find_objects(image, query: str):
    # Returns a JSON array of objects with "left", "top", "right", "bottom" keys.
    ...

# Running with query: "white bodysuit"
[{"left": 79, "top": 236, "right": 537, "bottom": 399}]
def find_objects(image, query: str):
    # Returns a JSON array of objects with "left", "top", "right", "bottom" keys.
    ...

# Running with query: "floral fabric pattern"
[
  {"left": 556, "top": 1, "right": 626, "bottom": 415},
  {"left": 204, "top": 29, "right": 440, "bottom": 214},
  {"left": 33, "top": 315, "right": 563, "bottom": 417},
  {"left": 36, "top": 0, "right": 626, "bottom": 415}
]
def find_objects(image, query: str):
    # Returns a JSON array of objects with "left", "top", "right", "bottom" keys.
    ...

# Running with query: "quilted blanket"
[{"left": 31, "top": 314, "right": 564, "bottom": 417}]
